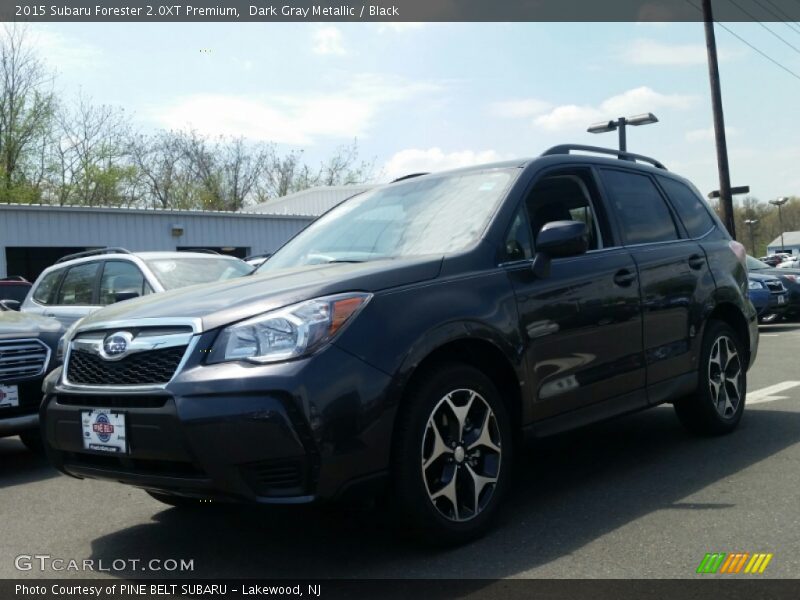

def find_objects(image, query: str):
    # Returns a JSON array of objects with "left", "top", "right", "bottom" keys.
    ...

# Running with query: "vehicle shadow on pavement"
[
  {"left": 88, "top": 406, "right": 800, "bottom": 579},
  {"left": 0, "top": 437, "right": 60, "bottom": 487}
]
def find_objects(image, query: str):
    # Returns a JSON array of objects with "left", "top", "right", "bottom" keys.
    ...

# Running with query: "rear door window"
[
  {"left": 599, "top": 169, "right": 679, "bottom": 245},
  {"left": 56, "top": 262, "right": 100, "bottom": 306},
  {"left": 658, "top": 176, "right": 716, "bottom": 238}
]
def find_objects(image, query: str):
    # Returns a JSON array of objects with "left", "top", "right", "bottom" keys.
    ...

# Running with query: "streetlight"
[
  {"left": 769, "top": 197, "right": 789, "bottom": 252},
  {"left": 743, "top": 218, "right": 758, "bottom": 255},
  {"left": 587, "top": 113, "right": 659, "bottom": 152}
]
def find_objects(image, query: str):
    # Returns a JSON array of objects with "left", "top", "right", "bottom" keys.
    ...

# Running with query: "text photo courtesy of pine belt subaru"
[{"left": 42, "top": 145, "right": 758, "bottom": 544}]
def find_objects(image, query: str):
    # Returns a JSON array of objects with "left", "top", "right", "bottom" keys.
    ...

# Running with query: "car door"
[
  {"left": 503, "top": 167, "right": 645, "bottom": 421},
  {"left": 47, "top": 261, "right": 102, "bottom": 327},
  {"left": 598, "top": 168, "right": 711, "bottom": 400}
]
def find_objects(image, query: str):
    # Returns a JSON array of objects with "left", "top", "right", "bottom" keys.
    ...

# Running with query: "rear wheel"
[
  {"left": 674, "top": 320, "right": 746, "bottom": 435},
  {"left": 392, "top": 363, "right": 513, "bottom": 545}
]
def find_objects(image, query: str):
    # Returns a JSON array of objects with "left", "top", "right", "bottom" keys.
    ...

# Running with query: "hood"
[
  {"left": 0, "top": 311, "right": 64, "bottom": 342},
  {"left": 77, "top": 257, "right": 443, "bottom": 332},
  {"left": 748, "top": 272, "right": 781, "bottom": 282}
]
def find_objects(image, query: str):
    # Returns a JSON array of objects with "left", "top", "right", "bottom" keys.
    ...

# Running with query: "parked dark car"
[
  {"left": 747, "top": 255, "right": 800, "bottom": 319},
  {"left": 747, "top": 272, "right": 787, "bottom": 323},
  {"left": 42, "top": 145, "right": 758, "bottom": 543},
  {"left": 0, "top": 276, "right": 32, "bottom": 311},
  {"left": 1, "top": 311, "right": 64, "bottom": 450}
]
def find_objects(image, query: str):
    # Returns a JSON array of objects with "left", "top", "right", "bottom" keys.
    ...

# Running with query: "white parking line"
[{"left": 748, "top": 381, "right": 800, "bottom": 405}]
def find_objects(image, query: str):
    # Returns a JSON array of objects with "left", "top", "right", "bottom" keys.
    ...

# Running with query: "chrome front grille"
[
  {"left": 0, "top": 338, "right": 49, "bottom": 380},
  {"left": 766, "top": 280, "right": 786, "bottom": 293},
  {"left": 64, "top": 326, "right": 193, "bottom": 387},
  {"left": 67, "top": 346, "right": 187, "bottom": 385}
]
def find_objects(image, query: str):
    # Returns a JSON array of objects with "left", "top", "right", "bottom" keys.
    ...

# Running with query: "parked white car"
[{"left": 20, "top": 248, "right": 254, "bottom": 327}]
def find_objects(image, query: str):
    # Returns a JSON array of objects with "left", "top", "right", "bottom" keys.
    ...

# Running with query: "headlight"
[
  {"left": 207, "top": 292, "right": 372, "bottom": 364},
  {"left": 748, "top": 280, "right": 764, "bottom": 290}
]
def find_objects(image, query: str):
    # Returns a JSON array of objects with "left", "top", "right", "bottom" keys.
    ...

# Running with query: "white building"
[{"left": 766, "top": 232, "right": 800, "bottom": 256}]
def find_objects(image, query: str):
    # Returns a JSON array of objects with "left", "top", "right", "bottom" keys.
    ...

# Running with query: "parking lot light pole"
[
  {"left": 744, "top": 219, "right": 758, "bottom": 255},
  {"left": 770, "top": 197, "right": 789, "bottom": 252},
  {"left": 587, "top": 113, "right": 658, "bottom": 153}
]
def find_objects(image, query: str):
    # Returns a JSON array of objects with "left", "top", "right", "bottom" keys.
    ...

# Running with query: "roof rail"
[
  {"left": 541, "top": 144, "right": 667, "bottom": 170},
  {"left": 178, "top": 248, "right": 221, "bottom": 255},
  {"left": 391, "top": 172, "right": 429, "bottom": 183},
  {"left": 0, "top": 275, "right": 28, "bottom": 282},
  {"left": 55, "top": 247, "right": 133, "bottom": 264},
  {"left": 244, "top": 253, "right": 272, "bottom": 260}
]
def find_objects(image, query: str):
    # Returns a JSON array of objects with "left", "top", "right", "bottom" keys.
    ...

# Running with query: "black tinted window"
[
  {"left": 32, "top": 269, "right": 63, "bottom": 305},
  {"left": 658, "top": 176, "right": 715, "bottom": 238},
  {"left": 600, "top": 169, "right": 678, "bottom": 245},
  {"left": 503, "top": 206, "right": 533, "bottom": 261}
]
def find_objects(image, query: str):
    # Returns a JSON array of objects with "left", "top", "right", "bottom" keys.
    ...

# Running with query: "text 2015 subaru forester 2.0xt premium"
[{"left": 43, "top": 145, "right": 758, "bottom": 544}]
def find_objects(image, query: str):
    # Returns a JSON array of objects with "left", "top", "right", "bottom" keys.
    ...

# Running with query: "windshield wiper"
[{"left": 325, "top": 259, "right": 366, "bottom": 264}]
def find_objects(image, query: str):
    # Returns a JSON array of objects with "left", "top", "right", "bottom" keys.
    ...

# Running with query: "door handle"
[
  {"left": 614, "top": 269, "right": 637, "bottom": 287},
  {"left": 688, "top": 254, "right": 705, "bottom": 270}
]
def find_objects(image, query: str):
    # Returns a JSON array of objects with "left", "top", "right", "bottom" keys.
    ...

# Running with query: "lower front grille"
[
  {"left": 55, "top": 394, "right": 168, "bottom": 408},
  {"left": 63, "top": 452, "right": 206, "bottom": 479},
  {"left": 66, "top": 346, "right": 187, "bottom": 386},
  {"left": 240, "top": 458, "right": 308, "bottom": 497},
  {"left": 766, "top": 280, "right": 786, "bottom": 293}
]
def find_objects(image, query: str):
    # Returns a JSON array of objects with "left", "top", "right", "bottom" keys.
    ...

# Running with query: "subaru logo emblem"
[{"left": 101, "top": 331, "right": 133, "bottom": 360}]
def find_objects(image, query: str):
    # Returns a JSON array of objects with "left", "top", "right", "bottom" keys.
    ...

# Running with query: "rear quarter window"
[{"left": 658, "top": 176, "right": 716, "bottom": 238}]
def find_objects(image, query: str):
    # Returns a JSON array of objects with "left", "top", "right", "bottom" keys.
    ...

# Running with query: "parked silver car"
[{"left": 21, "top": 248, "right": 254, "bottom": 327}]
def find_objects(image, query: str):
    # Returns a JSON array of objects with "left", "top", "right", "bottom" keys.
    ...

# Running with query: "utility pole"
[
  {"left": 744, "top": 219, "right": 758, "bottom": 255},
  {"left": 770, "top": 197, "right": 789, "bottom": 252},
  {"left": 702, "top": 0, "right": 736, "bottom": 239}
]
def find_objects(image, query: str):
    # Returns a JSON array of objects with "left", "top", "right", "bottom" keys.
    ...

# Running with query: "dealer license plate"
[
  {"left": 81, "top": 409, "right": 128, "bottom": 454},
  {"left": 0, "top": 384, "right": 19, "bottom": 408}
]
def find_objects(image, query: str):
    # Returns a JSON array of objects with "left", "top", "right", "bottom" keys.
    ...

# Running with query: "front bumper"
[
  {"left": 0, "top": 378, "right": 44, "bottom": 437},
  {"left": 43, "top": 342, "right": 395, "bottom": 503},
  {"left": 750, "top": 289, "right": 787, "bottom": 320}
]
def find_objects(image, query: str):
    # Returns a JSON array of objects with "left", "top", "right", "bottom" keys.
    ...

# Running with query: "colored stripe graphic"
[{"left": 698, "top": 553, "right": 773, "bottom": 574}]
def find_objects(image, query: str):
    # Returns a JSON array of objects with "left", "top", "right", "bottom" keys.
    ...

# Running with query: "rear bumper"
[{"left": 42, "top": 344, "right": 396, "bottom": 503}]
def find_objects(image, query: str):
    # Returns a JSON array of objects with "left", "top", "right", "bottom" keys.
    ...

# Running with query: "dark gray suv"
[{"left": 42, "top": 145, "right": 758, "bottom": 544}]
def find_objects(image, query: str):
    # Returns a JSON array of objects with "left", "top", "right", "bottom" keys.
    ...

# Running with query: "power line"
[
  {"left": 685, "top": 0, "right": 800, "bottom": 82},
  {"left": 725, "top": 0, "right": 800, "bottom": 56},
  {"left": 751, "top": 0, "right": 800, "bottom": 36}
]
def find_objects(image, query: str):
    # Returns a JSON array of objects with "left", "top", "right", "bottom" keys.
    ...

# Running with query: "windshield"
[
  {"left": 259, "top": 169, "right": 516, "bottom": 271},
  {"left": 746, "top": 255, "right": 770, "bottom": 271},
  {"left": 145, "top": 257, "right": 254, "bottom": 290}
]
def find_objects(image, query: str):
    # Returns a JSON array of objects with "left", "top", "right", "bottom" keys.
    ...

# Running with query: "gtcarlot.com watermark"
[{"left": 15, "top": 554, "right": 194, "bottom": 573}]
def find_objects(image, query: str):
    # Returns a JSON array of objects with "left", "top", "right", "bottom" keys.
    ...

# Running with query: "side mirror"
[
  {"left": 0, "top": 299, "right": 21, "bottom": 311},
  {"left": 114, "top": 291, "right": 140, "bottom": 303},
  {"left": 532, "top": 220, "right": 589, "bottom": 278}
]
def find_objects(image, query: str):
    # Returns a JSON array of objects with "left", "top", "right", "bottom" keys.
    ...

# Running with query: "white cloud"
[
  {"left": 685, "top": 126, "right": 740, "bottom": 142},
  {"left": 383, "top": 148, "right": 504, "bottom": 180},
  {"left": 312, "top": 26, "right": 346, "bottom": 56},
  {"left": 533, "top": 86, "right": 697, "bottom": 132},
  {"left": 620, "top": 38, "right": 744, "bottom": 66},
  {"left": 490, "top": 98, "right": 551, "bottom": 119},
  {"left": 23, "top": 27, "right": 103, "bottom": 72},
  {"left": 154, "top": 74, "right": 442, "bottom": 145}
]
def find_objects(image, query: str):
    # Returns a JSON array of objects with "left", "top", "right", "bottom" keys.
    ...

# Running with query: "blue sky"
[{"left": 23, "top": 21, "right": 800, "bottom": 201}]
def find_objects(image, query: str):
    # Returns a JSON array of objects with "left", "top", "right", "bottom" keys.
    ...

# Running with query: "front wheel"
[
  {"left": 392, "top": 363, "right": 513, "bottom": 545},
  {"left": 674, "top": 320, "right": 746, "bottom": 435}
]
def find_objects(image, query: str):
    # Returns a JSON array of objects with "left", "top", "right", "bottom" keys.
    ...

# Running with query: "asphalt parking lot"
[{"left": 2, "top": 323, "right": 800, "bottom": 580}]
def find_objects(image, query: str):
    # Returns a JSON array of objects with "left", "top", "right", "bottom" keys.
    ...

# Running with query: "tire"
[
  {"left": 146, "top": 490, "right": 210, "bottom": 508},
  {"left": 674, "top": 320, "right": 746, "bottom": 436},
  {"left": 19, "top": 430, "right": 44, "bottom": 453},
  {"left": 392, "top": 362, "right": 513, "bottom": 545}
]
